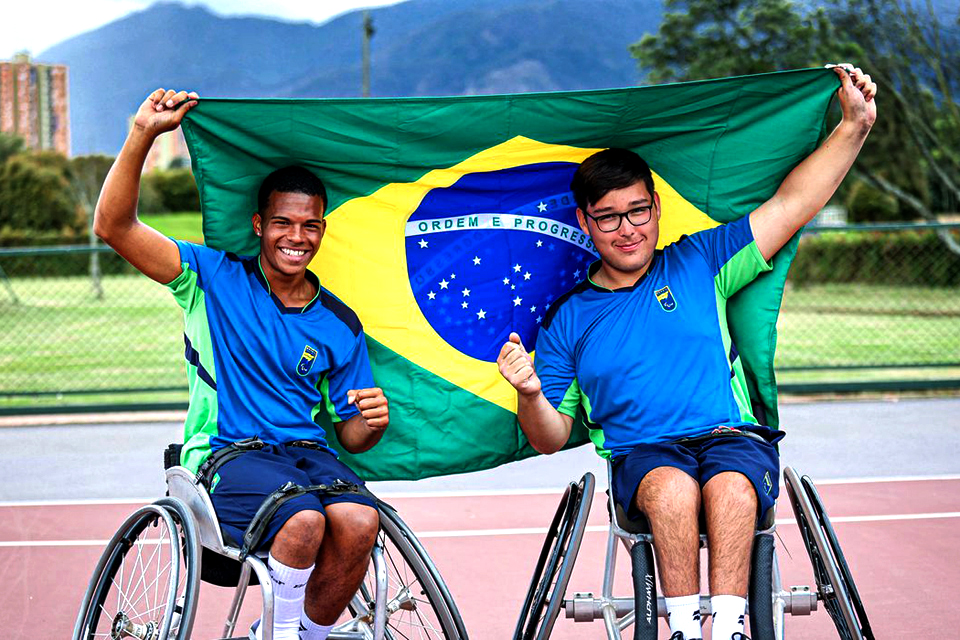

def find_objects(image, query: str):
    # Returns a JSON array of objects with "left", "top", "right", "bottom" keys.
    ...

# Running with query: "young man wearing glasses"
[{"left": 497, "top": 65, "right": 877, "bottom": 640}]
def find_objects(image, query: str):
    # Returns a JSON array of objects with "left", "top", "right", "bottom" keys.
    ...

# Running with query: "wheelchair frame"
[
  {"left": 514, "top": 464, "right": 874, "bottom": 640},
  {"left": 73, "top": 465, "right": 468, "bottom": 640}
]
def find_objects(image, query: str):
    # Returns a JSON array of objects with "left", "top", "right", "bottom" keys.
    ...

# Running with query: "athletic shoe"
[{"left": 668, "top": 632, "right": 703, "bottom": 640}]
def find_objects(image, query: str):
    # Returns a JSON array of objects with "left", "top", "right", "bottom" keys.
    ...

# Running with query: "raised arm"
[
  {"left": 93, "top": 89, "right": 199, "bottom": 284},
  {"left": 497, "top": 332, "right": 573, "bottom": 454},
  {"left": 750, "top": 65, "right": 878, "bottom": 261}
]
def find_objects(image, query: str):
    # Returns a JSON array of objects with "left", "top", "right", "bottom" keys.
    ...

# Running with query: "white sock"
[
  {"left": 298, "top": 610, "right": 335, "bottom": 640},
  {"left": 710, "top": 595, "right": 746, "bottom": 640},
  {"left": 256, "top": 554, "right": 314, "bottom": 640},
  {"left": 665, "top": 594, "right": 702, "bottom": 639}
]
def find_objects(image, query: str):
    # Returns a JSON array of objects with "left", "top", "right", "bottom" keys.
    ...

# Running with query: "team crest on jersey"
[
  {"left": 297, "top": 345, "right": 318, "bottom": 376},
  {"left": 655, "top": 285, "right": 677, "bottom": 312},
  {"left": 763, "top": 471, "right": 773, "bottom": 495}
]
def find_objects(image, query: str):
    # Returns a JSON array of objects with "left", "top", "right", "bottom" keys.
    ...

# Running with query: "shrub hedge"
[{"left": 789, "top": 228, "right": 960, "bottom": 287}]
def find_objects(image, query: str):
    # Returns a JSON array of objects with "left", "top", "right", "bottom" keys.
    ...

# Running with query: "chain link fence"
[
  {"left": 776, "top": 222, "right": 960, "bottom": 390},
  {"left": 1, "top": 223, "right": 959, "bottom": 412}
]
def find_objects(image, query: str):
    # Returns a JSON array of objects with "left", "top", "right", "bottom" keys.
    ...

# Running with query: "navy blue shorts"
[
  {"left": 611, "top": 426, "right": 784, "bottom": 524},
  {"left": 208, "top": 443, "right": 377, "bottom": 550}
]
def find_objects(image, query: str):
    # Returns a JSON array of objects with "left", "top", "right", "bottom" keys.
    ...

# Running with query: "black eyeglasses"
[{"left": 583, "top": 205, "right": 654, "bottom": 233}]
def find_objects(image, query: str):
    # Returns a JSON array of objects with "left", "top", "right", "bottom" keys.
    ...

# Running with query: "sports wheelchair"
[
  {"left": 72, "top": 446, "right": 468, "bottom": 640},
  {"left": 513, "top": 464, "right": 874, "bottom": 640}
]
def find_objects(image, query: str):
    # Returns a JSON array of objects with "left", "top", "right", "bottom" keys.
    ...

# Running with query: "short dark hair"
[
  {"left": 257, "top": 165, "right": 328, "bottom": 217},
  {"left": 570, "top": 148, "right": 655, "bottom": 211}
]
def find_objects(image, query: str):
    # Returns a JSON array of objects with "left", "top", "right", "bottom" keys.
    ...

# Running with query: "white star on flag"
[
  {"left": 462, "top": 288, "right": 471, "bottom": 297},
  {"left": 418, "top": 239, "right": 428, "bottom": 248},
  {"left": 574, "top": 269, "right": 581, "bottom": 278},
  {"left": 530, "top": 305, "right": 536, "bottom": 313},
  {"left": 511, "top": 284, "right": 516, "bottom": 290},
  {"left": 427, "top": 291, "right": 436, "bottom": 300},
  {"left": 513, "top": 264, "right": 522, "bottom": 272},
  {"left": 473, "top": 256, "right": 481, "bottom": 265},
  {"left": 536, "top": 316, "right": 542, "bottom": 323},
  {"left": 461, "top": 301, "right": 469, "bottom": 309},
  {"left": 439, "top": 279, "right": 449, "bottom": 290},
  {"left": 502, "top": 277, "right": 510, "bottom": 285},
  {"left": 513, "top": 296, "right": 523, "bottom": 306},
  {"left": 477, "top": 309, "right": 486, "bottom": 319},
  {"left": 536, "top": 240, "right": 543, "bottom": 247},
  {"left": 450, "top": 273, "right": 457, "bottom": 279},
  {"left": 523, "top": 272, "right": 531, "bottom": 280},
  {"left": 537, "top": 202, "right": 548, "bottom": 212}
]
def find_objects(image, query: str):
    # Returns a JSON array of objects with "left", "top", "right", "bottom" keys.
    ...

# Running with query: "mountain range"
[{"left": 36, "top": 0, "right": 661, "bottom": 156}]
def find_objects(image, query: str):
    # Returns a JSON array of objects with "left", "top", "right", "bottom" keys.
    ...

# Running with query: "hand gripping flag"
[{"left": 181, "top": 68, "right": 838, "bottom": 480}]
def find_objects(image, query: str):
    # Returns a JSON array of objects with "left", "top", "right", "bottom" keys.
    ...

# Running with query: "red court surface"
[{"left": 3, "top": 477, "right": 958, "bottom": 639}]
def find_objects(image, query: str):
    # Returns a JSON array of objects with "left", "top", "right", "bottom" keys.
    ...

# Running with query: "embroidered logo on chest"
[
  {"left": 654, "top": 285, "right": 677, "bottom": 312},
  {"left": 297, "top": 345, "right": 319, "bottom": 376}
]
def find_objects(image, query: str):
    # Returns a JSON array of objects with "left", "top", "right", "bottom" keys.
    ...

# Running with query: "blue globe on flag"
[{"left": 405, "top": 162, "right": 599, "bottom": 361}]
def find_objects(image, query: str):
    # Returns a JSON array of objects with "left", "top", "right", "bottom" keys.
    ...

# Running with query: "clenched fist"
[
  {"left": 348, "top": 387, "right": 389, "bottom": 431},
  {"left": 497, "top": 332, "right": 541, "bottom": 396}
]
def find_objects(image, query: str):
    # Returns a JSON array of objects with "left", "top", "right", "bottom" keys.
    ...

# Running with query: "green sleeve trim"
[
  {"left": 557, "top": 379, "right": 581, "bottom": 418},
  {"left": 715, "top": 241, "right": 773, "bottom": 299},
  {"left": 166, "top": 262, "right": 201, "bottom": 311},
  {"left": 313, "top": 375, "right": 344, "bottom": 424}
]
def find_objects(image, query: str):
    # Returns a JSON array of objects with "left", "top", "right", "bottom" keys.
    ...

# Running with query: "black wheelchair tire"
[
  {"left": 346, "top": 502, "right": 467, "bottom": 639},
  {"left": 784, "top": 467, "right": 871, "bottom": 640},
  {"left": 748, "top": 532, "right": 777, "bottom": 640},
  {"left": 801, "top": 476, "right": 875, "bottom": 640},
  {"left": 513, "top": 472, "right": 594, "bottom": 640},
  {"left": 73, "top": 499, "right": 200, "bottom": 640}
]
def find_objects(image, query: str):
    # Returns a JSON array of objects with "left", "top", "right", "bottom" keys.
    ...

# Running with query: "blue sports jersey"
[
  {"left": 165, "top": 241, "right": 375, "bottom": 472},
  {"left": 535, "top": 216, "right": 772, "bottom": 458}
]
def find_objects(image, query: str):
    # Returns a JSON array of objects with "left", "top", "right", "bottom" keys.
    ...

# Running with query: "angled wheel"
[
  {"left": 514, "top": 472, "right": 595, "bottom": 640},
  {"left": 73, "top": 498, "right": 200, "bottom": 640},
  {"left": 340, "top": 502, "right": 467, "bottom": 639},
  {"left": 783, "top": 467, "right": 874, "bottom": 640}
]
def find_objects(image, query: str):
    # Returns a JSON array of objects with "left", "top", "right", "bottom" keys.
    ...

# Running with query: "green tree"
[
  {"left": 0, "top": 153, "right": 78, "bottom": 234},
  {"left": 632, "top": 0, "right": 959, "bottom": 250},
  {"left": 0, "top": 132, "right": 25, "bottom": 166}
]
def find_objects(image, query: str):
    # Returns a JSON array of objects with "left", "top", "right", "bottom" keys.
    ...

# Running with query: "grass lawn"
[
  {"left": 140, "top": 212, "right": 203, "bottom": 243},
  {"left": 0, "top": 276, "right": 957, "bottom": 409}
]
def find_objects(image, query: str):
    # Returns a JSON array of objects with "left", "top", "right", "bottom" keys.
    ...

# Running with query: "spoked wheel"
[
  {"left": 341, "top": 502, "right": 467, "bottom": 639},
  {"left": 513, "top": 472, "right": 594, "bottom": 640},
  {"left": 73, "top": 498, "right": 200, "bottom": 640},
  {"left": 783, "top": 467, "right": 874, "bottom": 640}
]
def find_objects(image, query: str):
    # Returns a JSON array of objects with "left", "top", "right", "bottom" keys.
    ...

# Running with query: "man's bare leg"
[
  {"left": 703, "top": 471, "right": 757, "bottom": 639},
  {"left": 636, "top": 466, "right": 703, "bottom": 638},
  {"left": 262, "top": 510, "right": 326, "bottom": 639},
  {"left": 303, "top": 502, "right": 380, "bottom": 625}
]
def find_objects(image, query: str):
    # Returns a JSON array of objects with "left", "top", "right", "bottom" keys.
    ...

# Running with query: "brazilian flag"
[{"left": 181, "top": 68, "right": 838, "bottom": 481}]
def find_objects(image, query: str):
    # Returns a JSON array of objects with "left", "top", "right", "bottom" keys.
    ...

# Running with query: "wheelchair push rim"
[
  {"left": 73, "top": 499, "right": 199, "bottom": 640},
  {"left": 341, "top": 502, "right": 467, "bottom": 639},
  {"left": 513, "top": 472, "right": 594, "bottom": 640},
  {"left": 783, "top": 467, "right": 873, "bottom": 640}
]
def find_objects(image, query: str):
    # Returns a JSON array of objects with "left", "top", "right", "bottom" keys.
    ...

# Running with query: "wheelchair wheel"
[
  {"left": 342, "top": 502, "right": 467, "bottom": 639},
  {"left": 513, "top": 472, "right": 594, "bottom": 640},
  {"left": 73, "top": 498, "right": 200, "bottom": 640},
  {"left": 783, "top": 467, "right": 874, "bottom": 640}
]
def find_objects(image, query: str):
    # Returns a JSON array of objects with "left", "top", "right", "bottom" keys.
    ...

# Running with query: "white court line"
[
  {"left": 2, "top": 473, "right": 959, "bottom": 507},
  {"left": 3, "top": 511, "right": 959, "bottom": 547}
]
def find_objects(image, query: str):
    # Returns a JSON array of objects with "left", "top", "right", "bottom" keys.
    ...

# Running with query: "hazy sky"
[{"left": 2, "top": 0, "right": 403, "bottom": 59}]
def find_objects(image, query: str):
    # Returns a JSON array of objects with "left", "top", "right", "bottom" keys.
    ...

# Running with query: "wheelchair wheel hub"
[{"left": 111, "top": 612, "right": 160, "bottom": 640}]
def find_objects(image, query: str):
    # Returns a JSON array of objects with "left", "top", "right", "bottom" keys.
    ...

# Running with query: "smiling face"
[
  {"left": 576, "top": 180, "right": 661, "bottom": 288},
  {"left": 252, "top": 191, "right": 326, "bottom": 279}
]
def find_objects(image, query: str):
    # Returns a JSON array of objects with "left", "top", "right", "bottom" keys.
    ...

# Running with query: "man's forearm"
[
  {"left": 517, "top": 391, "right": 572, "bottom": 454},
  {"left": 751, "top": 120, "right": 869, "bottom": 260},
  {"left": 94, "top": 128, "right": 156, "bottom": 240},
  {"left": 336, "top": 414, "right": 385, "bottom": 454}
]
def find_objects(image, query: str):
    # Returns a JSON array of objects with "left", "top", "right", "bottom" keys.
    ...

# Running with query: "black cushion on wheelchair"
[
  {"left": 610, "top": 497, "right": 775, "bottom": 535},
  {"left": 200, "top": 547, "right": 262, "bottom": 587}
]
